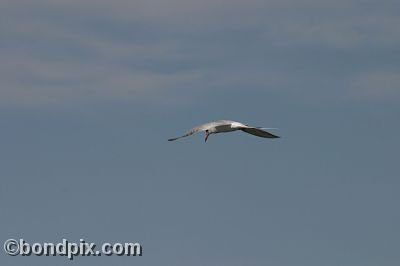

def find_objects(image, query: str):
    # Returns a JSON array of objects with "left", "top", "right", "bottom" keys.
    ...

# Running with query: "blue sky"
[{"left": 1, "top": 1, "right": 399, "bottom": 265}]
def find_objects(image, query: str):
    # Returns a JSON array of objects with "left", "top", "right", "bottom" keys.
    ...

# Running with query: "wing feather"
[
  {"left": 168, "top": 124, "right": 208, "bottom": 141},
  {"left": 241, "top": 127, "right": 280, "bottom": 138}
]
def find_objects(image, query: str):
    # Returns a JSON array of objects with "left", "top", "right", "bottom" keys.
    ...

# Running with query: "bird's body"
[{"left": 168, "top": 120, "right": 279, "bottom": 142}]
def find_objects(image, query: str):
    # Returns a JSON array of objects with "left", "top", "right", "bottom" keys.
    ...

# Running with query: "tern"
[{"left": 168, "top": 120, "right": 280, "bottom": 142}]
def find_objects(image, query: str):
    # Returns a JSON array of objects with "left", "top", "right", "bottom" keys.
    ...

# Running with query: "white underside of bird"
[{"left": 168, "top": 120, "right": 280, "bottom": 142}]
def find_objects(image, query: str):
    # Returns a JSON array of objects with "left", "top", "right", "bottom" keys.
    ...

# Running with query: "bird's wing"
[
  {"left": 168, "top": 123, "right": 210, "bottom": 141},
  {"left": 240, "top": 127, "right": 280, "bottom": 138}
]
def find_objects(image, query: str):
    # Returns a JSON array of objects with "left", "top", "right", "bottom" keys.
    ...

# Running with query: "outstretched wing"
[
  {"left": 168, "top": 124, "right": 209, "bottom": 141},
  {"left": 241, "top": 127, "right": 280, "bottom": 138}
]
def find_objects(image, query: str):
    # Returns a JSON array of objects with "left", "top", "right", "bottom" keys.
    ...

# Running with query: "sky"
[{"left": 1, "top": 0, "right": 399, "bottom": 265}]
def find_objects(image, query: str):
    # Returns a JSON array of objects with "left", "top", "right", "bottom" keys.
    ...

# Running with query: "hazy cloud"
[
  {"left": 349, "top": 70, "right": 400, "bottom": 101},
  {"left": 1, "top": 0, "right": 399, "bottom": 106}
]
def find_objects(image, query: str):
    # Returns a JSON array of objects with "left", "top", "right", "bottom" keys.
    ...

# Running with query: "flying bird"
[{"left": 168, "top": 120, "right": 280, "bottom": 142}]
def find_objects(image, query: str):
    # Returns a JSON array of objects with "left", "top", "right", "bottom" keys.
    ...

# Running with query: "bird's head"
[{"left": 204, "top": 129, "right": 210, "bottom": 142}]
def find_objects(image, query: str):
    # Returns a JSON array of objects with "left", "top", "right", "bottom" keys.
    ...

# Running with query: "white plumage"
[{"left": 168, "top": 120, "right": 280, "bottom": 142}]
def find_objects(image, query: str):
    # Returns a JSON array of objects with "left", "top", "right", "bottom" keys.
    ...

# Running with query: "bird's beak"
[{"left": 204, "top": 132, "right": 209, "bottom": 142}]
